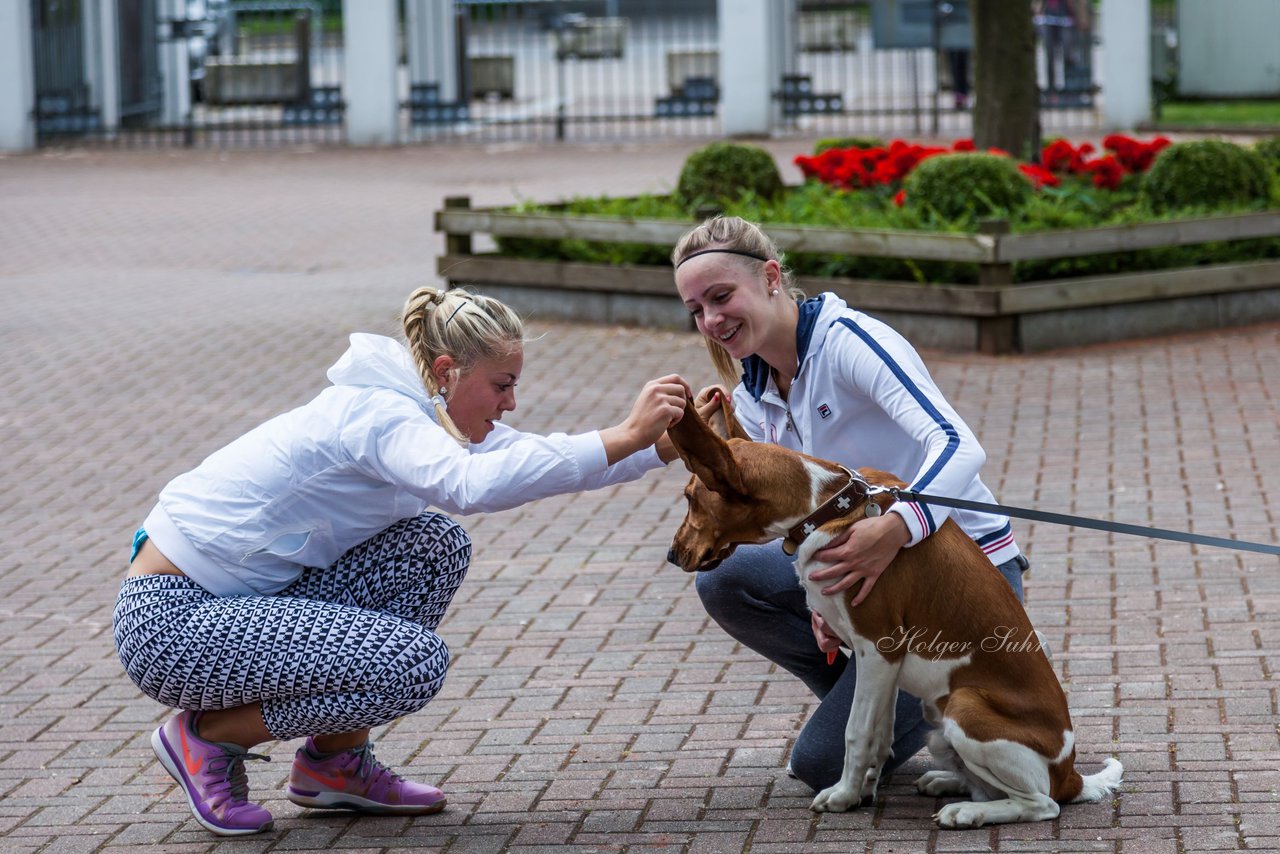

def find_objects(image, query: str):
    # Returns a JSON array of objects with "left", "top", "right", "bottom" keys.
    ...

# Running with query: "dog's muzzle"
[{"left": 667, "top": 547, "right": 723, "bottom": 572}]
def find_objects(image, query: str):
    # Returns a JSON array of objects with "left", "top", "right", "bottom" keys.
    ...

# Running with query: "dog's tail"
[{"left": 1070, "top": 757, "right": 1124, "bottom": 803}]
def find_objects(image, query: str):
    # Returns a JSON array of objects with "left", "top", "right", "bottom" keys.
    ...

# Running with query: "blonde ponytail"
[
  {"left": 672, "top": 215, "right": 804, "bottom": 390},
  {"left": 401, "top": 286, "right": 525, "bottom": 445}
]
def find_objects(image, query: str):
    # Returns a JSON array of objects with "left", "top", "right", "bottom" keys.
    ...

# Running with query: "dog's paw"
[
  {"left": 811, "top": 783, "right": 863, "bottom": 813},
  {"left": 915, "top": 770, "right": 969, "bottom": 797},
  {"left": 934, "top": 801, "right": 987, "bottom": 829}
]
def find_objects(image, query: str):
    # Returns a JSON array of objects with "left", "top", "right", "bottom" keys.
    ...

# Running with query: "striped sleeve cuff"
[
  {"left": 889, "top": 500, "right": 932, "bottom": 547},
  {"left": 975, "top": 523, "right": 1015, "bottom": 557}
]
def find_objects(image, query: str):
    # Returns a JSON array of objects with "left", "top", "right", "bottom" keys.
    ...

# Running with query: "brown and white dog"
[{"left": 665, "top": 399, "right": 1122, "bottom": 828}]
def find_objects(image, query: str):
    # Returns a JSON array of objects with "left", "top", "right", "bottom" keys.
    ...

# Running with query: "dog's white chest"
[{"left": 794, "top": 549, "right": 967, "bottom": 705}]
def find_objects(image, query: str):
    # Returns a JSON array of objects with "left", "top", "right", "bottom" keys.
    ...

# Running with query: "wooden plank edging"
[
  {"left": 998, "top": 211, "right": 1280, "bottom": 262},
  {"left": 998, "top": 259, "right": 1280, "bottom": 313},
  {"left": 439, "top": 254, "right": 1003, "bottom": 315},
  {"left": 437, "top": 206, "right": 1280, "bottom": 267},
  {"left": 440, "top": 254, "right": 1280, "bottom": 318},
  {"left": 436, "top": 209, "right": 997, "bottom": 262},
  {"left": 439, "top": 254, "right": 677, "bottom": 297}
]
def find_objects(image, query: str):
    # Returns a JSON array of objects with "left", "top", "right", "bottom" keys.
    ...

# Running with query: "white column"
[
  {"left": 0, "top": 0, "right": 36, "bottom": 151},
  {"left": 342, "top": 0, "right": 399, "bottom": 144},
  {"left": 97, "top": 0, "right": 121, "bottom": 132},
  {"left": 157, "top": 0, "right": 192, "bottom": 124},
  {"left": 406, "top": 0, "right": 458, "bottom": 101},
  {"left": 718, "top": 0, "right": 779, "bottom": 136},
  {"left": 1100, "top": 0, "right": 1151, "bottom": 129}
]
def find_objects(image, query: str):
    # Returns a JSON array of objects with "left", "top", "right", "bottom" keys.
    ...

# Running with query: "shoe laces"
[
  {"left": 207, "top": 747, "right": 270, "bottom": 803},
  {"left": 347, "top": 742, "right": 404, "bottom": 787}
]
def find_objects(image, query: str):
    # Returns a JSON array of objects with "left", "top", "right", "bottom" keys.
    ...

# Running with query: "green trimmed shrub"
[
  {"left": 902, "top": 153, "right": 1032, "bottom": 222},
  {"left": 1255, "top": 136, "right": 1280, "bottom": 175},
  {"left": 674, "top": 142, "right": 784, "bottom": 214},
  {"left": 490, "top": 181, "right": 1280, "bottom": 283},
  {"left": 1142, "top": 139, "right": 1271, "bottom": 212},
  {"left": 814, "top": 136, "right": 886, "bottom": 154}
]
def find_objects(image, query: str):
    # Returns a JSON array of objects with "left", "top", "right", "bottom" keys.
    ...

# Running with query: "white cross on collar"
[
  {"left": 836, "top": 496, "right": 851, "bottom": 510},
  {"left": 803, "top": 522, "right": 816, "bottom": 534}
]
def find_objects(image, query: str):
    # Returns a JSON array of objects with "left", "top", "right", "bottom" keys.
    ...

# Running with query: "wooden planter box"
[{"left": 435, "top": 198, "right": 1280, "bottom": 354}]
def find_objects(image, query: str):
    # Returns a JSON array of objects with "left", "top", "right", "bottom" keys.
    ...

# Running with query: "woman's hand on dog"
[
  {"left": 604, "top": 374, "right": 691, "bottom": 465},
  {"left": 811, "top": 611, "right": 843, "bottom": 654},
  {"left": 655, "top": 384, "right": 734, "bottom": 463},
  {"left": 808, "top": 513, "right": 911, "bottom": 606},
  {"left": 693, "top": 385, "right": 731, "bottom": 420}
]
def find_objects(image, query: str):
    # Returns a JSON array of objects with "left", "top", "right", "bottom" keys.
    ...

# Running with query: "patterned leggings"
[{"left": 112, "top": 513, "right": 470, "bottom": 740}]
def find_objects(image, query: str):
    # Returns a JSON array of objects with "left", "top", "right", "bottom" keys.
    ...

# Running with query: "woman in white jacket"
[
  {"left": 672, "top": 216, "right": 1029, "bottom": 794},
  {"left": 114, "top": 286, "right": 688, "bottom": 836}
]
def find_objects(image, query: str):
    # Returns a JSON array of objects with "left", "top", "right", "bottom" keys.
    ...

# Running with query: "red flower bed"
[
  {"left": 794, "top": 134, "right": 1172, "bottom": 196},
  {"left": 1042, "top": 138, "right": 1094, "bottom": 173},
  {"left": 794, "top": 139, "right": 965, "bottom": 190},
  {"left": 1039, "top": 134, "right": 1171, "bottom": 189},
  {"left": 1018, "top": 163, "right": 1061, "bottom": 190},
  {"left": 1103, "top": 133, "right": 1171, "bottom": 172}
]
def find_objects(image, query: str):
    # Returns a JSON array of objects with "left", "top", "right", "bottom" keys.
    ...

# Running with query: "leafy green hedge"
[
  {"left": 492, "top": 163, "right": 1280, "bottom": 286},
  {"left": 1254, "top": 136, "right": 1280, "bottom": 176},
  {"left": 491, "top": 183, "right": 1280, "bottom": 284}
]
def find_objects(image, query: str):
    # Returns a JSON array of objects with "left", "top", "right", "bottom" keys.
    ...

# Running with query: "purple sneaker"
[
  {"left": 287, "top": 738, "right": 446, "bottom": 815},
  {"left": 150, "top": 710, "right": 274, "bottom": 836}
]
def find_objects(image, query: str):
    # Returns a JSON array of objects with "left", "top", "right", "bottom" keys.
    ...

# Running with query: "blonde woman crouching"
[{"left": 115, "top": 286, "right": 689, "bottom": 836}]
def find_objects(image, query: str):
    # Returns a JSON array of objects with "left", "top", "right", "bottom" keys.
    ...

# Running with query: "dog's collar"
[{"left": 782, "top": 467, "right": 886, "bottom": 556}]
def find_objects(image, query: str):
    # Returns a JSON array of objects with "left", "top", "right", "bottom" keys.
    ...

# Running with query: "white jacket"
[
  {"left": 143, "top": 333, "right": 665, "bottom": 597},
  {"left": 730, "top": 293, "right": 1019, "bottom": 566}
]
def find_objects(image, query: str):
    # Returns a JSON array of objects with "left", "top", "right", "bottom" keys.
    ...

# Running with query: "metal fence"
[
  {"left": 178, "top": 0, "right": 347, "bottom": 146},
  {"left": 405, "top": 0, "right": 1101, "bottom": 146},
  {"left": 30, "top": 0, "right": 1104, "bottom": 149},
  {"left": 402, "top": 0, "right": 721, "bottom": 144},
  {"left": 776, "top": 0, "right": 1099, "bottom": 143},
  {"left": 31, "top": 0, "right": 100, "bottom": 138},
  {"left": 33, "top": 0, "right": 347, "bottom": 147}
]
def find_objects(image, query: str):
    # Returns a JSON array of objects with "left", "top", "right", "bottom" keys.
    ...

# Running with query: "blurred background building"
[{"left": 2, "top": 0, "right": 1275, "bottom": 151}]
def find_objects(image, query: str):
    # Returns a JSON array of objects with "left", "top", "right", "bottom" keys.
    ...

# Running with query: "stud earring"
[
  {"left": 770, "top": 289, "right": 779, "bottom": 296},
  {"left": 440, "top": 386, "right": 448, "bottom": 396}
]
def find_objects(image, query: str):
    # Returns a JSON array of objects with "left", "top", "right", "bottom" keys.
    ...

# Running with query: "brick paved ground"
[{"left": 1, "top": 141, "right": 1277, "bottom": 853}]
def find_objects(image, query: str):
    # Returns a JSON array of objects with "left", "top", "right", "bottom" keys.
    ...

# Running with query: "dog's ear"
[
  {"left": 706, "top": 393, "right": 752, "bottom": 442},
  {"left": 668, "top": 397, "right": 747, "bottom": 496}
]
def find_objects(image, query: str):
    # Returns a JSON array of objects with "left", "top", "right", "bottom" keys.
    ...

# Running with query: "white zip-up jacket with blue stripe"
[
  {"left": 729, "top": 293, "right": 1019, "bottom": 566},
  {"left": 142, "top": 333, "right": 665, "bottom": 597}
]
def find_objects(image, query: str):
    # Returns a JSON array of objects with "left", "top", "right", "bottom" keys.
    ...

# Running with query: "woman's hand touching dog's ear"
[
  {"left": 658, "top": 383, "right": 737, "bottom": 463},
  {"left": 603, "top": 374, "right": 691, "bottom": 465},
  {"left": 693, "top": 385, "right": 748, "bottom": 441},
  {"left": 694, "top": 385, "right": 731, "bottom": 419}
]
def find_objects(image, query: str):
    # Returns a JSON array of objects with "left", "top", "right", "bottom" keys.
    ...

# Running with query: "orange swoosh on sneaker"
[
  {"left": 179, "top": 723, "right": 202, "bottom": 776},
  {"left": 297, "top": 763, "right": 347, "bottom": 789}
]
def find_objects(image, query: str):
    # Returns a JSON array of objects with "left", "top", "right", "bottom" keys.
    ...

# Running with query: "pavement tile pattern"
[{"left": 1, "top": 142, "right": 1277, "bottom": 853}]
